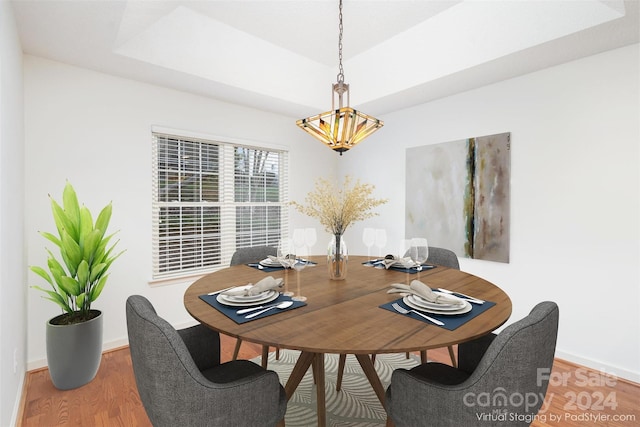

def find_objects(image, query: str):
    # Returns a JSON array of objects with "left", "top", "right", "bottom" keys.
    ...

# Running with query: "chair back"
[
  {"left": 465, "top": 301, "right": 559, "bottom": 415},
  {"left": 427, "top": 247, "right": 460, "bottom": 269},
  {"left": 404, "top": 246, "right": 460, "bottom": 269},
  {"left": 230, "top": 245, "right": 277, "bottom": 266},
  {"left": 126, "top": 295, "right": 208, "bottom": 426}
]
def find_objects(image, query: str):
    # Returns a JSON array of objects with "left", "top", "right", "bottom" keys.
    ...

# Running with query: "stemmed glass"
[
  {"left": 277, "top": 238, "right": 295, "bottom": 296},
  {"left": 292, "top": 228, "right": 306, "bottom": 256},
  {"left": 374, "top": 228, "right": 387, "bottom": 257},
  {"left": 398, "top": 239, "right": 412, "bottom": 260},
  {"left": 291, "top": 245, "right": 308, "bottom": 302},
  {"left": 362, "top": 228, "right": 376, "bottom": 263},
  {"left": 304, "top": 228, "right": 317, "bottom": 255},
  {"left": 409, "top": 237, "right": 429, "bottom": 278}
]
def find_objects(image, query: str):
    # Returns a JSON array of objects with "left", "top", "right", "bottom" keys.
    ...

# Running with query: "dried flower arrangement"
[{"left": 291, "top": 176, "right": 388, "bottom": 236}]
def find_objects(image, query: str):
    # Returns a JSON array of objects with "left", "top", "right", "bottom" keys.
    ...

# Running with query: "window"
[{"left": 152, "top": 132, "right": 288, "bottom": 279}]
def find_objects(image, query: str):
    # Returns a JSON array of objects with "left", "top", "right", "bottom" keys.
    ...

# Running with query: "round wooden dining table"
[{"left": 184, "top": 255, "right": 512, "bottom": 427}]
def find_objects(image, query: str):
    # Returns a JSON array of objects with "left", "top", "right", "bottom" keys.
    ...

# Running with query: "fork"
[{"left": 391, "top": 303, "right": 444, "bottom": 326}]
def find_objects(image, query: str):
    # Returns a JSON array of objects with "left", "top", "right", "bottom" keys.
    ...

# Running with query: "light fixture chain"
[{"left": 337, "top": 0, "right": 344, "bottom": 83}]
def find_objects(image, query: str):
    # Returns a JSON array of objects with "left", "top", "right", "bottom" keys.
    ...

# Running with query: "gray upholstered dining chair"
[
  {"left": 336, "top": 247, "right": 460, "bottom": 392},
  {"left": 385, "top": 301, "right": 559, "bottom": 427},
  {"left": 126, "top": 295, "right": 287, "bottom": 427},
  {"left": 230, "top": 245, "right": 279, "bottom": 366}
]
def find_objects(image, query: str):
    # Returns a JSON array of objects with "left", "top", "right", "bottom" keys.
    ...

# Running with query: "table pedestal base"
[{"left": 284, "top": 351, "right": 388, "bottom": 427}]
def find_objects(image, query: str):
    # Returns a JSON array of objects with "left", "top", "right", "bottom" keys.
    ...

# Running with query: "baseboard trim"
[
  {"left": 555, "top": 350, "right": 640, "bottom": 384},
  {"left": 11, "top": 371, "right": 25, "bottom": 427}
]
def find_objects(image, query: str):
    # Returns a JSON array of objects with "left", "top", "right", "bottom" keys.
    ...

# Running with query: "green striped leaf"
[
  {"left": 90, "top": 274, "right": 109, "bottom": 302},
  {"left": 39, "top": 231, "right": 62, "bottom": 248},
  {"left": 50, "top": 198, "right": 75, "bottom": 240},
  {"left": 89, "top": 262, "right": 107, "bottom": 283},
  {"left": 82, "top": 229, "right": 102, "bottom": 263},
  {"left": 94, "top": 202, "right": 112, "bottom": 241},
  {"left": 60, "top": 276, "right": 81, "bottom": 296},
  {"left": 62, "top": 182, "right": 80, "bottom": 238},
  {"left": 77, "top": 260, "right": 89, "bottom": 287},
  {"left": 60, "top": 230, "right": 82, "bottom": 276},
  {"left": 76, "top": 293, "right": 86, "bottom": 310},
  {"left": 79, "top": 206, "right": 93, "bottom": 249},
  {"left": 30, "top": 266, "right": 53, "bottom": 287},
  {"left": 32, "top": 286, "right": 72, "bottom": 313}
]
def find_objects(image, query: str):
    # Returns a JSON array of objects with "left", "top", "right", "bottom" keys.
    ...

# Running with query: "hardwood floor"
[{"left": 19, "top": 335, "right": 639, "bottom": 426}]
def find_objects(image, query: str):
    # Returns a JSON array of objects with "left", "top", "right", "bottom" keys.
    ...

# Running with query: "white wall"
[
  {"left": 0, "top": 1, "right": 26, "bottom": 425},
  {"left": 23, "top": 55, "right": 335, "bottom": 369},
  {"left": 340, "top": 44, "right": 640, "bottom": 381}
]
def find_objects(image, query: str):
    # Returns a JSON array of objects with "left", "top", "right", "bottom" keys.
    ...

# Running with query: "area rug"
[{"left": 252, "top": 350, "right": 421, "bottom": 426}]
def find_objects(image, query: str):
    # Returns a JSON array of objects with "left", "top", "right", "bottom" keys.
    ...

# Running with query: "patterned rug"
[{"left": 252, "top": 350, "right": 420, "bottom": 426}]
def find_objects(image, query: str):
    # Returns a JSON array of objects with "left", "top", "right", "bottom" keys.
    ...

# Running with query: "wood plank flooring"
[{"left": 19, "top": 335, "right": 639, "bottom": 426}]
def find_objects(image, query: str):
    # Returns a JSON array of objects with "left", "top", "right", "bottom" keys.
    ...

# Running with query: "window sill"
[{"left": 148, "top": 268, "right": 224, "bottom": 287}]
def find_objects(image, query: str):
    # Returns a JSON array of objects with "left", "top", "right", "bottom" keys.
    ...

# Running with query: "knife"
[
  {"left": 436, "top": 288, "right": 484, "bottom": 304},
  {"left": 236, "top": 302, "right": 282, "bottom": 314}
]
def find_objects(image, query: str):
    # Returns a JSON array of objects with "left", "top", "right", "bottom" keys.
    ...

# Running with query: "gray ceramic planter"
[{"left": 46, "top": 310, "right": 103, "bottom": 390}]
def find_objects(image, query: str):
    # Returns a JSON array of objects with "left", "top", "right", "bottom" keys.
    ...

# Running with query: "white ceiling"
[{"left": 11, "top": 0, "right": 640, "bottom": 118}]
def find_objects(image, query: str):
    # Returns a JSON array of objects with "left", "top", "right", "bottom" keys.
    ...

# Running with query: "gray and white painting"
[{"left": 406, "top": 132, "right": 510, "bottom": 263}]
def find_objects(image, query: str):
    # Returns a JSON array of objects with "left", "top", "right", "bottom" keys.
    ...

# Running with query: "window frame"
[{"left": 151, "top": 127, "right": 289, "bottom": 282}]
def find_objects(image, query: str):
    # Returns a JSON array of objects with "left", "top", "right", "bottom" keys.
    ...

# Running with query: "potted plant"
[{"left": 30, "top": 182, "right": 124, "bottom": 389}]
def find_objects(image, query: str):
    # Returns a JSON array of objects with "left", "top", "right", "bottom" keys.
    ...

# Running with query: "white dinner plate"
[
  {"left": 403, "top": 296, "right": 472, "bottom": 315},
  {"left": 217, "top": 291, "right": 279, "bottom": 307},
  {"left": 389, "top": 260, "right": 416, "bottom": 268},
  {"left": 223, "top": 289, "right": 278, "bottom": 303},
  {"left": 259, "top": 258, "right": 282, "bottom": 267},
  {"left": 408, "top": 293, "right": 465, "bottom": 311}
]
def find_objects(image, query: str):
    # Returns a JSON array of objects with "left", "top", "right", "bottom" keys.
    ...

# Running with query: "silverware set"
[{"left": 391, "top": 303, "right": 444, "bottom": 326}]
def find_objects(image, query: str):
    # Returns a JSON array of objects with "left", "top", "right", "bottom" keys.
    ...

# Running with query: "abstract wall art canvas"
[{"left": 405, "top": 132, "right": 510, "bottom": 263}]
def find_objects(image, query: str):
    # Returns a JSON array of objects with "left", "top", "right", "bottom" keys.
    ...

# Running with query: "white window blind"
[{"left": 152, "top": 132, "right": 289, "bottom": 280}]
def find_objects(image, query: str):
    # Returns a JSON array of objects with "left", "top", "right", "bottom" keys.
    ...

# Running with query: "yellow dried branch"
[{"left": 291, "top": 176, "right": 387, "bottom": 235}]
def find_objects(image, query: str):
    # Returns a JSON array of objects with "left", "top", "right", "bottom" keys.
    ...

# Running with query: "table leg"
[
  {"left": 283, "top": 351, "right": 327, "bottom": 427},
  {"left": 261, "top": 345, "right": 270, "bottom": 369},
  {"left": 448, "top": 345, "right": 457, "bottom": 367},
  {"left": 313, "top": 353, "right": 326, "bottom": 427},
  {"left": 284, "top": 351, "right": 315, "bottom": 399},
  {"left": 336, "top": 354, "right": 346, "bottom": 391},
  {"left": 355, "top": 354, "right": 386, "bottom": 408}
]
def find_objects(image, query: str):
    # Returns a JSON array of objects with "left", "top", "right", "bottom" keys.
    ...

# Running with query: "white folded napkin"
[
  {"left": 382, "top": 257, "right": 416, "bottom": 269},
  {"left": 388, "top": 280, "right": 461, "bottom": 305},
  {"left": 222, "top": 276, "right": 284, "bottom": 296},
  {"left": 266, "top": 255, "right": 295, "bottom": 267}
]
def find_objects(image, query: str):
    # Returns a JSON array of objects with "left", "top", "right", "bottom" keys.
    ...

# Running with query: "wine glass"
[
  {"left": 409, "top": 237, "right": 429, "bottom": 276},
  {"left": 277, "top": 238, "right": 295, "bottom": 296},
  {"left": 292, "top": 228, "right": 305, "bottom": 254},
  {"left": 304, "top": 227, "right": 317, "bottom": 254},
  {"left": 291, "top": 245, "right": 308, "bottom": 302},
  {"left": 374, "top": 229, "right": 387, "bottom": 257},
  {"left": 398, "top": 239, "right": 412, "bottom": 260},
  {"left": 362, "top": 228, "right": 376, "bottom": 262}
]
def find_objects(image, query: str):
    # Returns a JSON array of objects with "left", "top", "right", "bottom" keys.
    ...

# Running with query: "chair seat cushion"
[
  {"left": 202, "top": 360, "right": 266, "bottom": 383},
  {"left": 410, "top": 362, "right": 471, "bottom": 385}
]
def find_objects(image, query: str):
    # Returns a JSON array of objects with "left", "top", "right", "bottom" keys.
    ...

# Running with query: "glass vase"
[{"left": 327, "top": 234, "right": 348, "bottom": 280}]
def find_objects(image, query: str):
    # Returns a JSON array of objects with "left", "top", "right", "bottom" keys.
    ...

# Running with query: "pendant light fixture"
[{"left": 296, "top": 0, "right": 383, "bottom": 155}]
